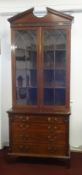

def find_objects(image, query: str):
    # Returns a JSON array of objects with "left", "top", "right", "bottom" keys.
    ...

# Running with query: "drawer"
[
  {"left": 11, "top": 131, "right": 67, "bottom": 146},
  {"left": 11, "top": 119, "right": 68, "bottom": 132},
  {"left": 11, "top": 143, "right": 67, "bottom": 156},
  {"left": 11, "top": 122, "right": 55, "bottom": 134},
  {"left": 11, "top": 115, "right": 68, "bottom": 124},
  {"left": 11, "top": 115, "right": 53, "bottom": 123}
]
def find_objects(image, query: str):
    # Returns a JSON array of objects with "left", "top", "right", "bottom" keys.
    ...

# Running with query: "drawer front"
[
  {"left": 11, "top": 133, "right": 67, "bottom": 146},
  {"left": 11, "top": 143, "right": 67, "bottom": 156},
  {"left": 10, "top": 115, "right": 68, "bottom": 132}
]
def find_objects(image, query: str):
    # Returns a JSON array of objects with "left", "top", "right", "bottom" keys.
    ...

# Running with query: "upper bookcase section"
[{"left": 8, "top": 7, "right": 73, "bottom": 27}]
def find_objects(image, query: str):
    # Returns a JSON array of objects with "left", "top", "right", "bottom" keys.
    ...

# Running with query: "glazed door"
[
  {"left": 16, "top": 30, "right": 37, "bottom": 105},
  {"left": 42, "top": 28, "right": 69, "bottom": 111},
  {"left": 11, "top": 28, "right": 41, "bottom": 112}
]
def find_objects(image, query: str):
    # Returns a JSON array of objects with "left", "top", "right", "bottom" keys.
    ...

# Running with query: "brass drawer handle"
[
  {"left": 54, "top": 126, "right": 57, "bottom": 129},
  {"left": 48, "top": 117, "right": 51, "bottom": 121},
  {"left": 19, "top": 145, "right": 30, "bottom": 150},
  {"left": 26, "top": 116, "right": 29, "bottom": 120},
  {"left": 20, "top": 116, "right": 23, "bottom": 119},
  {"left": 48, "top": 139, "right": 54, "bottom": 142},
  {"left": 48, "top": 147, "right": 57, "bottom": 152},
  {"left": 19, "top": 124, "right": 30, "bottom": 128},
  {"left": 19, "top": 124, "right": 24, "bottom": 128},
  {"left": 48, "top": 135, "right": 51, "bottom": 139},
  {"left": 48, "top": 136, "right": 57, "bottom": 142},
  {"left": 48, "top": 126, "right": 51, "bottom": 129},
  {"left": 54, "top": 118, "right": 57, "bottom": 121}
]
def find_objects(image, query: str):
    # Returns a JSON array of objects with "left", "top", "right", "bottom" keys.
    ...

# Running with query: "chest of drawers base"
[{"left": 7, "top": 110, "right": 70, "bottom": 166}]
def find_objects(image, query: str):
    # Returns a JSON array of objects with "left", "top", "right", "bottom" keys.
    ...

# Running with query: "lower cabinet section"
[{"left": 7, "top": 111, "right": 70, "bottom": 161}]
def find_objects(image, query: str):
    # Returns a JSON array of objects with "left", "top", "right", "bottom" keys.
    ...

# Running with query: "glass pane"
[
  {"left": 44, "top": 51, "right": 55, "bottom": 69},
  {"left": 16, "top": 87, "right": 37, "bottom": 105},
  {"left": 43, "top": 29, "right": 66, "bottom": 105},
  {"left": 55, "top": 70, "right": 66, "bottom": 87},
  {"left": 55, "top": 51, "right": 66, "bottom": 69},
  {"left": 29, "top": 88, "right": 37, "bottom": 104},
  {"left": 44, "top": 88, "right": 55, "bottom": 105},
  {"left": 55, "top": 88, "right": 65, "bottom": 105},
  {"left": 15, "top": 30, "right": 37, "bottom": 105},
  {"left": 30, "top": 70, "right": 37, "bottom": 87},
  {"left": 44, "top": 70, "right": 55, "bottom": 87}
]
